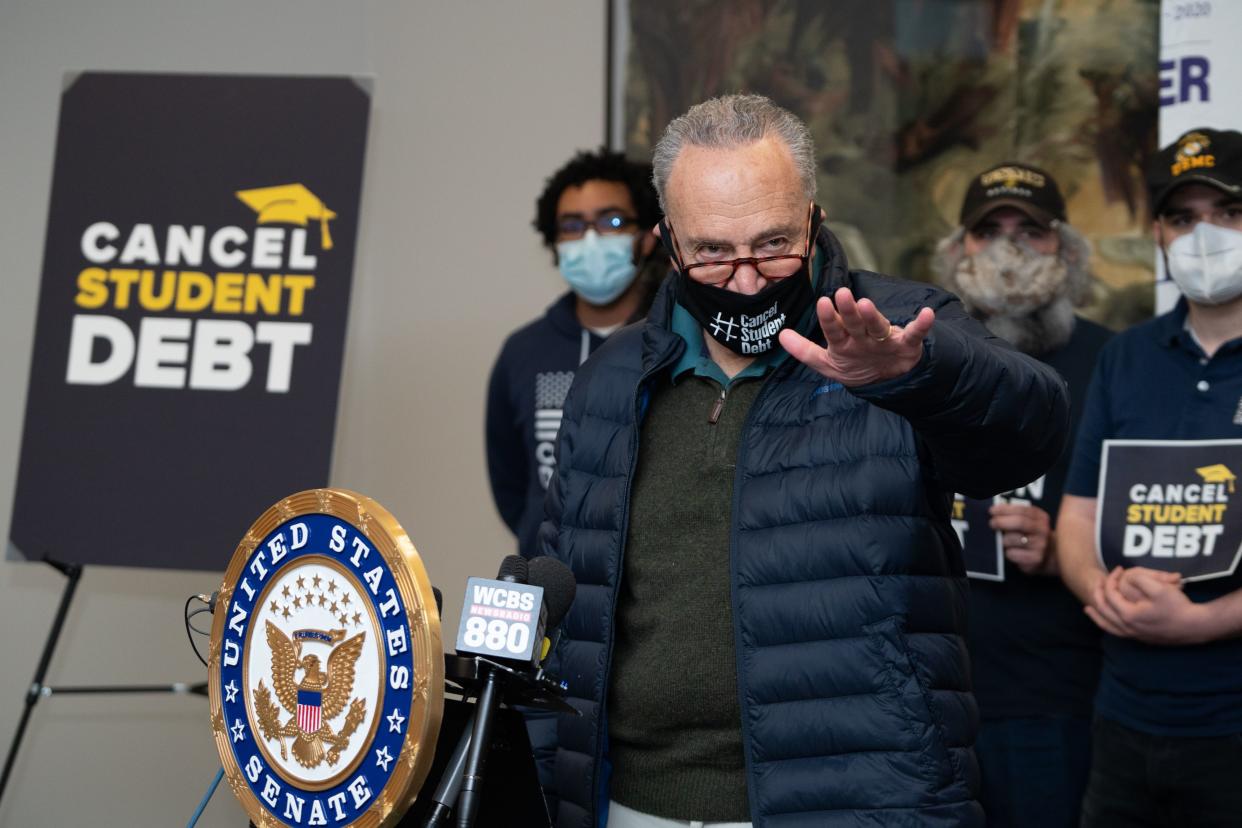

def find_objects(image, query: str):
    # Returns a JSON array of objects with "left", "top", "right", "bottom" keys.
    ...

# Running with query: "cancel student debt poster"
[{"left": 8, "top": 72, "right": 371, "bottom": 570}]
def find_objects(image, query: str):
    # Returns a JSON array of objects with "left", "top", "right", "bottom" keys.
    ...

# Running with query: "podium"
[{"left": 211, "top": 490, "right": 574, "bottom": 827}]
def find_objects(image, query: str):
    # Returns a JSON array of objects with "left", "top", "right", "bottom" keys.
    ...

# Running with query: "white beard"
[
  {"left": 979, "top": 296, "right": 1077, "bottom": 355},
  {"left": 935, "top": 235, "right": 1081, "bottom": 355},
  {"left": 953, "top": 239, "right": 1071, "bottom": 316}
]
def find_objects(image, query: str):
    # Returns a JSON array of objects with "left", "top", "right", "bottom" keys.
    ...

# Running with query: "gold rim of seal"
[{"left": 208, "top": 488, "right": 444, "bottom": 828}]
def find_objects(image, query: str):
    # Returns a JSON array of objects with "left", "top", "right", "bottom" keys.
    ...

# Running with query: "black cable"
[
  {"left": 187, "top": 609, "right": 212, "bottom": 637},
  {"left": 184, "top": 595, "right": 209, "bottom": 667}
]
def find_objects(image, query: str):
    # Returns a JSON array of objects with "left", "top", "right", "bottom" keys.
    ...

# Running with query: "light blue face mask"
[{"left": 556, "top": 230, "right": 639, "bottom": 305}]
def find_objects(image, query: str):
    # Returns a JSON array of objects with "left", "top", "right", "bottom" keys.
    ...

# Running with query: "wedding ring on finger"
[
  {"left": 1019, "top": 534, "right": 1030, "bottom": 547},
  {"left": 871, "top": 324, "right": 893, "bottom": 342}
]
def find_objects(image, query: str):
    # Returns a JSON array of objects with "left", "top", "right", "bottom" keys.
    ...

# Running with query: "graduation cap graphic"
[
  {"left": 235, "top": 184, "right": 336, "bottom": 251},
  {"left": 1196, "top": 464, "right": 1237, "bottom": 493}
]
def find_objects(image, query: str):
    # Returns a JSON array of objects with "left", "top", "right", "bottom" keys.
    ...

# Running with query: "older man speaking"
[{"left": 532, "top": 95, "right": 1069, "bottom": 828}]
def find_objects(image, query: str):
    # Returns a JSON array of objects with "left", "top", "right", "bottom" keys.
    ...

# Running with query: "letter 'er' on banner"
[
  {"left": 1095, "top": 440, "right": 1242, "bottom": 581},
  {"left": 208, "top": 488, "right": 443, "bottom": 827}
]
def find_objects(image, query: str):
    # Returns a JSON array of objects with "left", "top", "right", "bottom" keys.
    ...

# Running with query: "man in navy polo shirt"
[{"left": 1059, "top": 127, "right": 1242, "bottom": 826}]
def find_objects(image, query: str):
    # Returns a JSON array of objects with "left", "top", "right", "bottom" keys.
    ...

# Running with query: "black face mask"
[{"left": 662, "top": 208, "right": 821, "bottom": 357}]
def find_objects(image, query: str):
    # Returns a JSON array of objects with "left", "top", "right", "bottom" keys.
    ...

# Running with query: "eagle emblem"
[
  {"left": 1178, "top": 132, "right": 1210, "bottom": 159},
  {"left": 253, "top": 621, "right": 367, "bottom": 769}
]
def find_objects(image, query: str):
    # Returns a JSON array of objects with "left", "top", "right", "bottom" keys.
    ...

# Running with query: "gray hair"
[{"left": 651, "top": 94, "right": 817, "bottom": 212}]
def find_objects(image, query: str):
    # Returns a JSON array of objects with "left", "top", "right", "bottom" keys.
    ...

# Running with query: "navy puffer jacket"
[{"left": 532, "top": 227, "right": 1070, "bottom": 827}]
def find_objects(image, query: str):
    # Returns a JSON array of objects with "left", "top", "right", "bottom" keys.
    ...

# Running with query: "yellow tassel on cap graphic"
[
  {"left": 236, "top": 183, "right": 336, "bottom": 251},
  {"left": 1196, "top": 464, "right": 1237, "bottom": 494}
]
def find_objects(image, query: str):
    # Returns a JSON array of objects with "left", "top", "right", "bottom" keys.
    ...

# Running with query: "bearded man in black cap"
[{"left": 931, "top": 164, "right": 1112, "bottom": 827}]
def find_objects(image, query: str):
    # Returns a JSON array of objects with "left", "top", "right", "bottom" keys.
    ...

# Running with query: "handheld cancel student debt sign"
[
  {"left": 950, "top": 478, "right": 1046, "bottom": 582},
  {"left": 1096, "top": 440, "right": 1242, "bottom": 582},
  {"left": 9, "top": 72, "right": 370, "bottom": 570}
]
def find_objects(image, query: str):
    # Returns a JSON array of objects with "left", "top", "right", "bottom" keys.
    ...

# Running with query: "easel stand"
[{"left": 0, "top": 558, "right": 207, "bottom": 809}]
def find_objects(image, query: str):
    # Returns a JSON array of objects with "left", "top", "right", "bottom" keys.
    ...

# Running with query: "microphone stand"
[
  {"left": 454, "top": 666, "right": 503, "bottom": 828},
  {"left": 421, "top": 717, "right": 472, "bottom": 826},
  {"left": 422, "top": 654, "right": 575, "bottom": 828}
]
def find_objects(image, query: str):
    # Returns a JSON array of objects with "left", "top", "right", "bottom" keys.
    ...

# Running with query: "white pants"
[{"left": 605, "top": 800, "right": 753, "bottom": 828}]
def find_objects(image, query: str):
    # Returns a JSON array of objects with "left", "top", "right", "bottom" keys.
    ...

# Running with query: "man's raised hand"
[{"left": 778, "top": 287, "right": 934, "bottom": 386}]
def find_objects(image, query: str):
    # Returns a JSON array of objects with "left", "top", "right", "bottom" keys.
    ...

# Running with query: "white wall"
[{"left": 0, "top": 1, "right": 605, "bottom": 824}]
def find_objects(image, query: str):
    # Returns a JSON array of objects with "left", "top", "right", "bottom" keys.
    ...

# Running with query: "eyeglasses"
[
  {"left": 556, "top": 211, "right": 637, "bottom": 240},
  {"left": 669, "top": 204, "right": 814, "bottom": 287}
]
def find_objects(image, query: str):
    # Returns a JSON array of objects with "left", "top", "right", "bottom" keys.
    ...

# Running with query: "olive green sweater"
[{"left": 606, "top": 371, "right": 763, "bottom": 821}]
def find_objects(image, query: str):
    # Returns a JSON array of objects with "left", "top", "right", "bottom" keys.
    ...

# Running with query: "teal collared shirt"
[{"left": 669, "top": 249, "right": 822, "bottom": 387}]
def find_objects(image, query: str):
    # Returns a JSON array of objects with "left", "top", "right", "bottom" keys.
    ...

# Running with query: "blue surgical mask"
[{"left": 556, "top": 230, "right": 638, "bottom": 305}]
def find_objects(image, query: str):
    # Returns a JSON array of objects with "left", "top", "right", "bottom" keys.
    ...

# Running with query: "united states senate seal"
[{"left": 209, "top": 488, "right": 443, "bottom": 827}]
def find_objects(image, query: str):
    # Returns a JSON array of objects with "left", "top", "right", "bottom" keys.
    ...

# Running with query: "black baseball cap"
[
  {"left": 959, "top": 162, "right": 1067, "bottom": 230},
  {"left": 1148, "top": 128, "right": 1242, "bottom": 216}
]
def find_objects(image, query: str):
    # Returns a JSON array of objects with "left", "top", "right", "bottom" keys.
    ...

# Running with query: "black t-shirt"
[{"left": 967, "top": 317, "right": 1112, "bottom": 719}]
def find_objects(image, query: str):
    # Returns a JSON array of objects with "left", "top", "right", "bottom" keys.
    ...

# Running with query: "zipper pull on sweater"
[{"left": 708, "top": 387, "right": 726, "bottom": 424}]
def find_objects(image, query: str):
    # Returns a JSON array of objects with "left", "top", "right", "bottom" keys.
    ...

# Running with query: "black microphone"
[
  {"left": 496, "top": 554, "right": 528, "bottom": 584},
  {"left": 527, "top": 557, "right": 576, "bottom": 679},
  {"left": 527, "top": 556, "right": 575, "bottom": 629},
  {"left": 456, "top": 555, "right": 549, "bottom": 667},
  {"left": 426, "top": 555, "right": 563, "bottom": 828}
]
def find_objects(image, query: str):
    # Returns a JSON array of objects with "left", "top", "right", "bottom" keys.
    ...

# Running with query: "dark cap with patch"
[
  {"left": 960, "top": 162, "right": 1067, "bottom": 230},
  {"left": 1148, "top": 128, "right": 1242, "bottom": 216}
]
